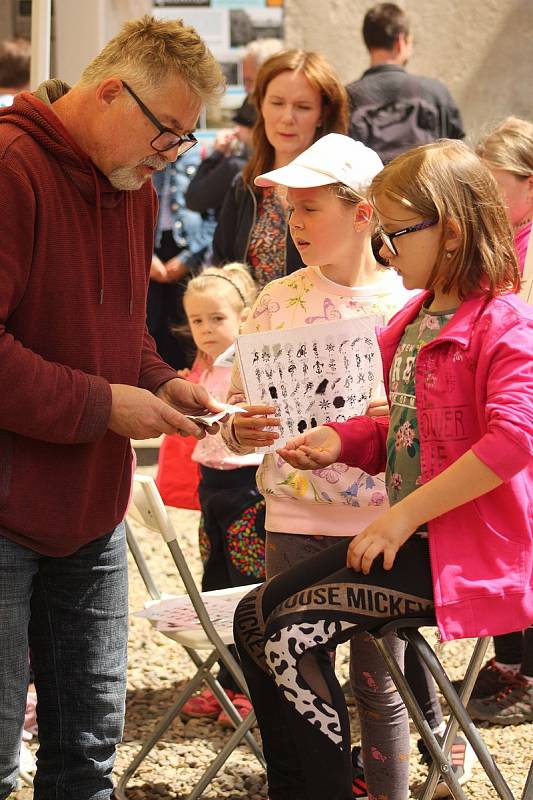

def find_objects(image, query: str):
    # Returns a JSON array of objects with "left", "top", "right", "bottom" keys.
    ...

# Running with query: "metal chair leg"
[
  {"left": 373, "top": 636, "right": 470, "bottom": 800},
  {"left": 405, "top": 630, "right": 516, "bottom": 800}
]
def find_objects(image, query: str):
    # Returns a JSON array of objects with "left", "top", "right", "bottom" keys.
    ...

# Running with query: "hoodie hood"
[
  {"left": 0, "top": 81, "right": 122, "bottom": 207},
  {"left": 0, "top": 80, "right": 135, "bottom": 309}
]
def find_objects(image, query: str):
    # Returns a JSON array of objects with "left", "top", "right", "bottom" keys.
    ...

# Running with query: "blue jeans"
[{"left": 0, "top": 523, "right": 128, "bottom": 800}]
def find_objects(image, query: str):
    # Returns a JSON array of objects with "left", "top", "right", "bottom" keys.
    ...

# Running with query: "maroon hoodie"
[{"left": 0, "top": 81, "right": 176, "bottom": 555}]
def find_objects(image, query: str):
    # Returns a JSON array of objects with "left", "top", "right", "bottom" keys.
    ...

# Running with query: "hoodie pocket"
[{"left": 0, "top": 430, "right": 13, "bottom": 504}]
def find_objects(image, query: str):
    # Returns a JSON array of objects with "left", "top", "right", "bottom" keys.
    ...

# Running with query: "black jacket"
[
  {"left": 185, "top": 150, "right": 247, "bottom": 218},
  {"left": 346, "top": 64, "right": 465, "bottom": 163},
  {"left": 212, "top": 175, "right": 304, "bottom": 282}
]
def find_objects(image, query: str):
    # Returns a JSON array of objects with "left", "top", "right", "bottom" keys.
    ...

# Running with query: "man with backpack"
[{"left": 346, "top": 3, "right": 465, "bottom": 163}]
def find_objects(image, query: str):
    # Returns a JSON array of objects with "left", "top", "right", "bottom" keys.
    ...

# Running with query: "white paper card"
[
  {"left": 235, "top": 316, "right": 382, "bottom": 452},
  {"left": 186, "top": 402, "right": 246, "bottom": 428}
]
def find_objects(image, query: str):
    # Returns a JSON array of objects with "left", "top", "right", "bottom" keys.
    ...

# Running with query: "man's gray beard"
[{"left": 107, "top": 155, "right": 168, "bottom": 191}]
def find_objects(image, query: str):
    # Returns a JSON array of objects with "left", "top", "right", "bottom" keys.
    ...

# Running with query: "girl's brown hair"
[
  {"left": 242, "top": 49, "right": 348, "bottom": 189},
  {"left": 369, "top": 140, "right": 520, "bottom": 299}
]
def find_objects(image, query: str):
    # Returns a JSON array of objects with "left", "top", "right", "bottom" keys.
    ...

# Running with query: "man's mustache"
[{"left": 139, "top": 155, "right": 168, "bottom": 171}]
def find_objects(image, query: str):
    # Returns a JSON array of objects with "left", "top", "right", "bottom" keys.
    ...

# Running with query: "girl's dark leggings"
[{"left": 234, "top": 535, "right": 434, "bottom": 800}]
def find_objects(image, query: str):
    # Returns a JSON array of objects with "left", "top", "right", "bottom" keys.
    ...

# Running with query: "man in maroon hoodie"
[{"left": 0, "top": 15, "right": 225, "bottom": 800}]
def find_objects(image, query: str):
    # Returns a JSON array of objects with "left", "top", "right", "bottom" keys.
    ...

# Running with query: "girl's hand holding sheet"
[
  {"left": 233, "top": 404, "right": 281, "bottom": 448},
  {"left": 366, "top": 396, "right": 389, "bottom": 417},
  {"left": 277, "top": 425, "right": 342, "bottom": 469}
]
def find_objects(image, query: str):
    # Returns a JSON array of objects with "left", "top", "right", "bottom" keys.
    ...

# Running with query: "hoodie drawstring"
[
  {"left": 125, "top": 191, "right": 134, "bottom": 316},
  {"left": 89, "top": 162, "right": 134, "bottom": 315},
  {"left": 88, "top": 161, "right": 105, "bottom": 305}
]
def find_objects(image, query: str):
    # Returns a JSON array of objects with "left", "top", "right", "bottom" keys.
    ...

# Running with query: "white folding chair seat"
[{"left": 114, "top": 474, "right": 265, "bottom": 800}]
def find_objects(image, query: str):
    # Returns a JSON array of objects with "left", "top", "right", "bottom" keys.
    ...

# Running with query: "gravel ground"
[{"left": 11, "top": 469, "right": 532, "bottom": 800}]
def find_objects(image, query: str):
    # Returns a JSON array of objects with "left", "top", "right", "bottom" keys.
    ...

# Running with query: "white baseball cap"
[{"left": 255, "top": 133, "right": 383, "bottom": 193}]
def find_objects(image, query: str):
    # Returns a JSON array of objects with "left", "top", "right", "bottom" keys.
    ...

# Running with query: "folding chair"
[
  {"left": 371, "top": 617, "right": 533, "bottom": 800},
  {"left": 114, "top": 473, "right": 265, "bottom": 800}
]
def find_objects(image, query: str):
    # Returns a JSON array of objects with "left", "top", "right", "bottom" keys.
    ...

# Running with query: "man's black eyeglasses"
[
  {"left": 122, "top": 81, "right": 197, "bottom": 155},
  {"left": 376, "top": 219, "right": 438, "bottom": 256}
]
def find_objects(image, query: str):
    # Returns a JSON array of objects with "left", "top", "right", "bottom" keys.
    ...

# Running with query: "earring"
[{"left": 446, "top": 251, "right": 452, "bottom": 260}]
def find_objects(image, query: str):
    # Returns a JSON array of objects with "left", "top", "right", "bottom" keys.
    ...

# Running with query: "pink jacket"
[{"left": 328, "top": 291, "right": 533, "bottom": 641}]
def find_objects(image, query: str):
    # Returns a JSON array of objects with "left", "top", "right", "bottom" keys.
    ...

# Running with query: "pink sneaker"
[
  {"left": 216, "top": 693, "right": 253, "bottom": 728},
  {"left": 181, "top": 689, "right": 234, "bottom": 720}
]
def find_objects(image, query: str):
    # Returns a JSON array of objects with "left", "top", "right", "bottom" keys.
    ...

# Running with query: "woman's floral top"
[{"left": 247, "top": 187, "right": 287, "bottom": 288}]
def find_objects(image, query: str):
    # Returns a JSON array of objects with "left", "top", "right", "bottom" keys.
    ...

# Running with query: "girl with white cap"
[{"left": 222, "top": 132, "right": 415, "bottom": 798}]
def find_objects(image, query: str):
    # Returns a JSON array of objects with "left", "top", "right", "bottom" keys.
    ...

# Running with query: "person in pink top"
[
  {"left": 179, "top": 263, "right": 266, "bottom": 726},
  {"left": 440, "top": 117, "right": 533, "bottom": 725},
  {"left": 232, "top": 139, "right": 533, "bottom": 800},
  {"left": 477, "top": 116, "right": 533, "bottom": 275}
]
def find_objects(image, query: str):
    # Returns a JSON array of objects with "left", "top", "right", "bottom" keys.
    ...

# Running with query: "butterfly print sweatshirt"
[{"left": 223, "top": 265, "right": 412, "bottom": 537}]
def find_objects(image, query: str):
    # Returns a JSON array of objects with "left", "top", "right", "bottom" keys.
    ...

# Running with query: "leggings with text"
[{"left": 234, "top": 535, "right": 434, "bottom": 800}]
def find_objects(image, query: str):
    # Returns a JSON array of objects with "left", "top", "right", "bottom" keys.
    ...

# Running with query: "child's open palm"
[{"left": 277, "top": 425, "right": 342, "bottom": 469}]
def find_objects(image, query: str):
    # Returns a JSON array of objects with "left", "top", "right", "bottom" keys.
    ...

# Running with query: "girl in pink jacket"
[{"left": 233, "top": 140, "right": 533, "bottom": 800}]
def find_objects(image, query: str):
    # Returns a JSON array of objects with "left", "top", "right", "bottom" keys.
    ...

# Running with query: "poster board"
[{"left": 235, "top": 316, "right": 382, "bottom": 452}]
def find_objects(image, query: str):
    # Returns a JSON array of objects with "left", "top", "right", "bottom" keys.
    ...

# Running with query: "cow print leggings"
[{"left": 234, "top": 535, "right": 435, "bottom": 800}]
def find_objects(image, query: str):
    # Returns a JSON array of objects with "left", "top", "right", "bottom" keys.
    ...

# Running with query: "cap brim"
[{"left": 255, "top": 163, "right": 335, "bottom": 188}]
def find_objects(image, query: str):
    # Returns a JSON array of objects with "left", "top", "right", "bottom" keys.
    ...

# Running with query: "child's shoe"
[
  {"left": 453, "top": 657, "right": 518, "bottom": 700},
  {"left": 469, "top": 676, "right": 533, "bottom": 725},
  {"left": 18, "top": 739, "right": 36, "bottom": 787},
  {"left": 216, "top": 693, "right": 253, "bottom": 728},
  {"left": 417, "top": 732, "right": 475, "bottom": 798},
  {"left": 351, "top": 746, "right": 368, "bottom": 799},
  {"left": 181, "top": 689, "right": 233, "bottom": 720}
]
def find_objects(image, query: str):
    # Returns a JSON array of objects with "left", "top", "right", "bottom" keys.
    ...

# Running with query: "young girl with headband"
[
  {"left": 233, "top": 139, "right": 533, "bottom": 800},
  {"left": 179, "top": 263, "right": 265, "bottom": 726}
]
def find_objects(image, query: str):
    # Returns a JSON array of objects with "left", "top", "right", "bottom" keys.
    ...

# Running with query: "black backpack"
[{"left": 349, "top": 97, "right": 443, "bottom": 164}]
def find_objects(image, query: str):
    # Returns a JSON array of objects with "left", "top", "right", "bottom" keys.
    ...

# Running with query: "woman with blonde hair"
[
  {"left": 476, "top": 116, "right": 533, "bottom": 274},
  {"left": 212, "top": 49, "right": 348, "bottom": 286}
]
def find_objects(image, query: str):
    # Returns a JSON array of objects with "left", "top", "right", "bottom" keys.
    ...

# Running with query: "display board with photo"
[{"left": 152, "top": 1, "right": 284, "bottom": 130}]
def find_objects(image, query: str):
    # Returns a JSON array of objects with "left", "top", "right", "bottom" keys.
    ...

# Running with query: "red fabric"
[
  {"left": 156, "top": 434, "right": 200, "bottom": 510},
  {"left": 155, "top": 353, "right": 207, "bottom": 510},
  {"left": 0, "top": 90, "right": 176, "bottom": 555}
]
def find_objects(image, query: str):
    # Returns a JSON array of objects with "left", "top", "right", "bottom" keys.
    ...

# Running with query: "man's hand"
[
  {"left": 109, "top": 384, "right": 207, "bottom": 439},
  {"left": 214, "top": 128, "right": 237, "bottom": 155},
  {"left": 233, "top": 404, "right": 280, "bottom": 448},
  {"left": 164, "top": 256, "right": 188, "bottom": 283},
  {"left": 277, "top": 425, "right": 342, "bottom": 469},
  {"left": 150, "top": 255, "right": 169, "bottom": 283},
  {"left": 346, "top": 506, "right": 416, "bottom": 574},
  {"left": 157, "top": 378, "right": 224, "bottom": 434}
]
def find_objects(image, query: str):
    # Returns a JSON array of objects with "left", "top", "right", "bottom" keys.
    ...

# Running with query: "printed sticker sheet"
[
  {"left": 235, "top": 316, "right": 382, "bottom": 452},
  {"left": 135, "top": 586, "right": 258, "bottom": 633}
]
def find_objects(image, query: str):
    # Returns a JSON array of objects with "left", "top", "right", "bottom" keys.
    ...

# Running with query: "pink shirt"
[
  {"left": 192, "top": 349, "right": 262, "bottom": 470},
  {"left": 514, "top": 222, "right": 532, "bottom": 275},
  {"left": 224, "top": 265, "right": 414, "bottom": 536}
]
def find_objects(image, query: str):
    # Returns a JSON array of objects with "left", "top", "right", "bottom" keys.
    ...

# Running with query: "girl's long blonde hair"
[{"left": 369, "top": 140, "right": 520, "bottom": 299}]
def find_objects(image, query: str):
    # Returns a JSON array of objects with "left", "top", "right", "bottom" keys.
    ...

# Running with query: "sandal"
[
  {"left": 216, "top": 693, "right": 253, "bottom": 728},
  {"left": 181, "top": 689, "right": 234, "bottom": 720}
]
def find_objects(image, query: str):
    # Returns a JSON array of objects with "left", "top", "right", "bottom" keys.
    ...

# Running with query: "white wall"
[
  {"left": 284, "top": 0, "right": 533, "bottom": 140},
  {"left": 54, "top": 0, "right": 151, "bottom": 86}
]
